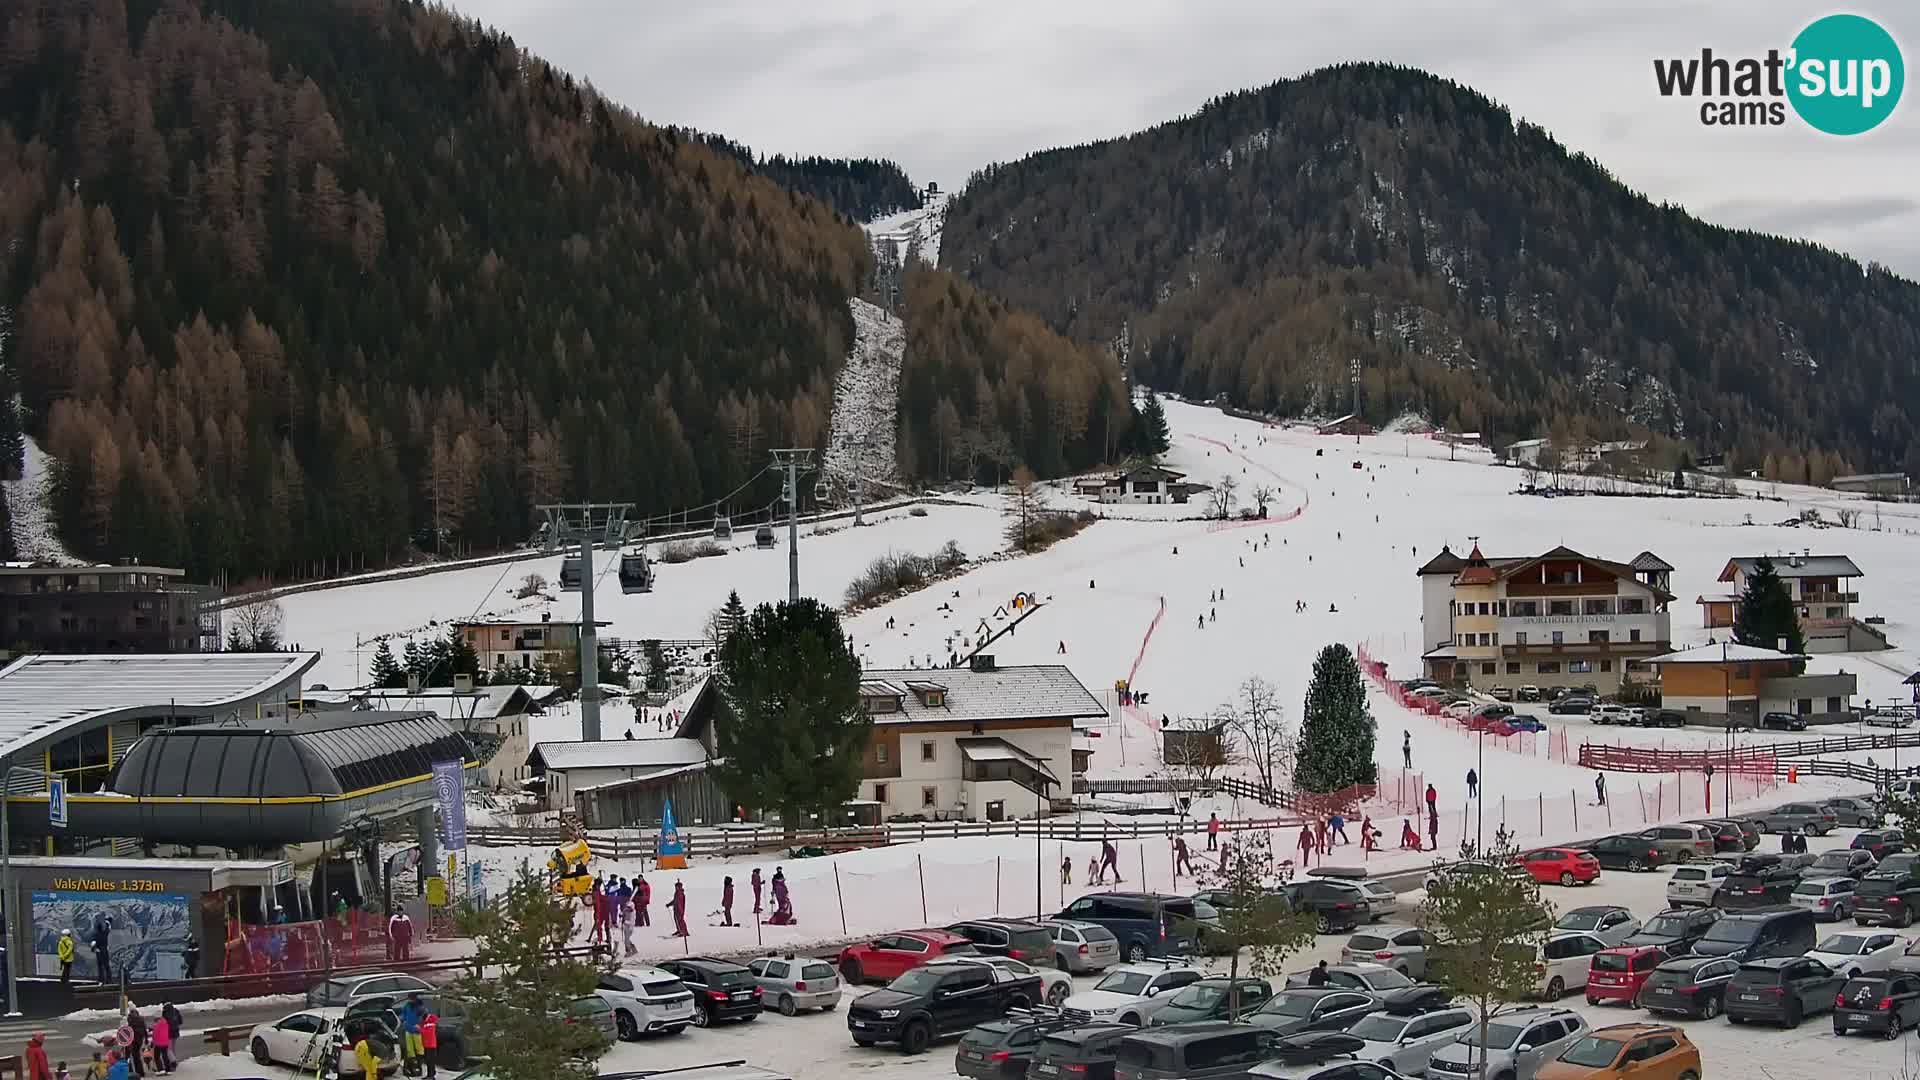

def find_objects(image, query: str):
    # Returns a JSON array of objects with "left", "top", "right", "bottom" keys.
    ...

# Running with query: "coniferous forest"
[{"left": 943, "top": 63, "right": 1920, "bottom": 478}]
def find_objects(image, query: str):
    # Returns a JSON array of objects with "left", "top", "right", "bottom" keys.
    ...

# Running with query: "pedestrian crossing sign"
[{"left": 48, "top": 777, "right": 67, "bottom": 829}]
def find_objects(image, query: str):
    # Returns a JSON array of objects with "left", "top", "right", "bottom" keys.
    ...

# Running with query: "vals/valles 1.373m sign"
[{"left": 1654, "top": 13, "right": 1905, "bottom": 133}]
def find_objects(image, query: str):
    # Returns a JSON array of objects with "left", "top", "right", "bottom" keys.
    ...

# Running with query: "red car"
[
  {"left": 836, "top": 929, "right": 976, "bottom": 984},
  {"left": 1586, "top": 945, "right": 1669, "bottom": 1006},
  {"left": 1517, "top": 847, "right": 1602, "bottom": 886}
]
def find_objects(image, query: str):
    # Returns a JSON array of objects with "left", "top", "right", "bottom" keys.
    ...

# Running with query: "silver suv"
[
  {"left": 1426, "top": 1007, "right": 1589, "bottom": 1080},
  {"left": 1760, "top": 802, "right": 1838, "bottom": 836}
]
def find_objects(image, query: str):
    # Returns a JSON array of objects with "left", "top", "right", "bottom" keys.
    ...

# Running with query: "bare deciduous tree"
[
  {"left": 1221, "top": 676, "right": 1294, "bottom": 800},
  {"left": 1207, "top": 473, "right": 1239, "bottom": 520},
  {"left": 514, "top": 572, "right": 549, "bottom": 599},
  {"left": 1156, "top": 719, "right": 1241, "bottom": 819},
  {"left": 228, "top": 596, "right": 285, "bottom": 651},
  {"left": 1250, "top": 484, "right": 1275, "bottom": 517}
]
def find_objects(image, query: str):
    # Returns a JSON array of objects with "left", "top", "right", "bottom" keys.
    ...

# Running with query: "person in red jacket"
[
  {"left": 635, "top": 875, "right": 651, "bottom": 927},
  {"left": 25, "top": 1032, "right": 51, "bottom": 1080},
  {"left": 668, "top": 881, "right": 689, "bottom": 938},
  {"left": 420, "top": 1008, "right": 440, "bottom": 1080}
]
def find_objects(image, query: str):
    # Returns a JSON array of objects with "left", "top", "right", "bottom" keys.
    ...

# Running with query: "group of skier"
[{"left": 582, "top": 865, "right": 795, "bottom": 946}]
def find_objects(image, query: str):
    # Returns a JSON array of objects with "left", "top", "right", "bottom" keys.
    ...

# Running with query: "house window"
[
  {"left": 1511, "top": 601, "right": 1540, "bottom": 617},
  {"left": 1618, "top": 598, "right": 1646, "bottom": 615},
  {"left": 1496, "top": 601, "right": 1508, "bottom": 617},
  {"left": 1549, "top": 600, "right": 1575, "bottom": 616},
  {"left": 1477, "top": 633, "right": 1491, "bottom": 647},
  {"left": 1491, "top": 633, "right": 1500, "bottom": 646},
  {"left": 500, "top": 629, "right": 510, "bottom": 641},
  {"left": 1481, "top": 663, "right": 1497, "bottom": 675},
  {"left": 1797, "top": 698, "right": 1813, "bottom": 715},
  {"left": 876, "top": 744, "right": 890, "bottom": 765},
  {"left": 1537, "top": 661, "right": 1561, "bottom": 674},
  {"left": 1568, "top": 660, "right": 1593, "bottom": 674},
  {"left": 1506, "top": 662, "right": 1522, "bottom": 675},
  {"left": 1551, "top": 630, "right": 1564, "bottom": 644},
  {"left": 921, "top": 741, "right": 936, "bottom": 762},
  {"left": 1826, "top": 607, "right": 1842, "bottom": 618},
  {"left": 1629, "top": 629, "right": 1641, "bottom": 643},
  {"left": 1826, "top": 697, "right": 1842, "bottom": 713},
  {"left": 1478, "top": 603, "right": 1491, "bottom": 615},
  {"left": 922, "top": 786, "right": 938, "bottom": 808},
  {"left": 1583, "top": 598, "right": 1613, "bottom": 615},
  {"left": 1600, "top": 660, "right": 1613, "bottom": 672},
  {"left": 1515, "top": 632, "right": 1529, "bottom": 646},
  {"left": 1588, "top": 630, "right": 1610, "bottom": 644},
  {"left": 874, "top": 783, "right": 888, "bottom": 803}
]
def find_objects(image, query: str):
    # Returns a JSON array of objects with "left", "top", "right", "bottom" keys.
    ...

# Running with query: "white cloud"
[{"left": 450, "top": 0, "right": 1920, "bottom": 274}]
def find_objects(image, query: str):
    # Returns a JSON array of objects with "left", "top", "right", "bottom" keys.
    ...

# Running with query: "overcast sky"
[{"left": 451, "top": 0, "right": 1920, "bottom": 277}]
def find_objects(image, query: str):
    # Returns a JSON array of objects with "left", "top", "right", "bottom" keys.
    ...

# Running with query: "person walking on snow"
[
  {"left": 1329, "top": 812, "right": 1349, "bottom": 845},
  {"left": 1425, "top": 784, "right": 1438, "bottom": 817},
  {"left": 1297, "top": 824, "right": 1315, "bottom": 864},
  {"left": 1099, "top": 839, "right": 1123, "bottom": 883},
  {"left": 1427, "top": 810, "right": 1440, "bottom": 853},
  {"left": 669, "top": 881, "right": 690, "bottom": 938},
  {"left": 1173, "top": 836, "right": 1194, "bottom": 877},
  {"left": 1207, "top": 813, "right": 1221, "bottom": 850},
  {"left": 1060, "top": 853, "right": 1072, "bottom": 885},
  {"left": 619, "top": 883, "right": 637, "bottom": 956},
  {"left": 769, "top": 868, "right": 795, "bottom": 925},
  {"left": 1595, "top": 773, "right": 1607, "bottom": 806},
  {"left": 1402, "top": 731, "right": 1412, "bottom": 770},
  {"left": 635, "top": 874, "right": 652, "bottom": 927},
  {"left": 588, "top": 877, "right": 607, "bottom": 945},
  {"left": 1087, "top": 853, "right": 1103, "bottom": 885},
  {"left": 1466, "top": 769, "right": 1479, "bottom": 799},
  {"left": 1360, "top": 815, "right": 1378, "bottom": 853},
  {"left": 721, "top": 876, "right": 736, "bottom": 927},
  {"left": 1058, "top": 640, "right": 1067, "bottom": 654},
  {"left": 1197, "top": 614, "right": 1205, "bottom": 630},
  {"left": 1314, "top": 817, "right": 1329, "bottom": 854},
  {"left": 26, "top": 1034, "right": 51, "bottom": 1080},
  {"left": 751, "top": 868, "right": 764, "bottom": 915}
]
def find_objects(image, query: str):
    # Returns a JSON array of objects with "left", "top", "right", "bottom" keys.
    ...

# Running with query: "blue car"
[{"left": 1506, "top": 715, "right": 1547, "bottom": 733}]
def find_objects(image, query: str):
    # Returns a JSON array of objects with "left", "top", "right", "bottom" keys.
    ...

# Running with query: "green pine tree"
[
  {"left": 450, "top": 865, "right": 607, "bottom": 1080},
  {"left": 445, "top": 625, "right": 481, "bottom": 685},
  {"left": 1293, "top": 643, "right": 1378, "bottom": 792},
  {"left": 368, "top": 640, "right": 405, "bottom": 689},
  {"left": 1732, "top": 556, "right": 1807, "bottom": 659},
  {"left": 641, "top": 640, "right": 669, "bottom": 692},
  {"left": 719, "top": 590, "right": 748, "bottom": 644},
  {"left": 1133, "top": 393, "right": 1171, "bottom": 459},
  {"left": 401, "top": 638, "right": 425, "bottom": 683},
  {"left": 709, "top": 598, "right": 869, "bottom": 826}
]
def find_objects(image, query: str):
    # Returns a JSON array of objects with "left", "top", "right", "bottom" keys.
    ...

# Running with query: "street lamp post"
[{"left": 1476, "top": 729, "right": 1486, "bottom": 855}]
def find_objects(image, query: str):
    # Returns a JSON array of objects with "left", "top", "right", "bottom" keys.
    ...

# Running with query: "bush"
[
  {"left": 657, "top": 539, "right": 725, "bottom": 564},
  {"left": 909, "top": 506, "right": 929, "bottom": 517},
  {"left": 844, "top": 541, "right": 968, "bottom": 608},
  {"left": 1017, "top": 509, "right": 1097, "bottom": 552}
]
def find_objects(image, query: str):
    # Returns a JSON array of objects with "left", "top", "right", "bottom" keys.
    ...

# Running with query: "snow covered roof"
[
  {"left": 530, "top": 737, "right": 709, "bottom": 773},
  {"left": 1719, "top": 555, "right": 1863, "bottom": 581},
  {"left": 1420, "top": 645, "right": 1460, "bottom": 660},
  {"left": 353, "top": 685, "right": 542, "bottom": 722},
  {"left": 856, "top": 664, "right": 1105, "bottom": 726},
  {"left": 572, "top": 760, "right": 712, "bottom": 793},
  {"left": 0, "top": 652, "right": 318, "bottom": 762},
  {"left": 1645, "top": 643, "right": 1806, "bottom": 665}
]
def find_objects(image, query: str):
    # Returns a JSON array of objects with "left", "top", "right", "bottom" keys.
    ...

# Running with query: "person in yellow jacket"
[
  {"left": 352, "top": 1034, "right": 380, "bottom": 1078},
  {"left": 56, "top": 930, "right": 76, "bottom": 988}
]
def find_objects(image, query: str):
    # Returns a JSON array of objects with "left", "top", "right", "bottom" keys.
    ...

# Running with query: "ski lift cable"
[{"left": 633, "top": 464, "right": 779, "bottom": 532}]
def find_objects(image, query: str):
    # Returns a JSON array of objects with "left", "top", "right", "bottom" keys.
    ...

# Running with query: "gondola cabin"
[
  {"left": 618, "top": 550, "right": 654, "bottom": 594},
  {"left": 712, "top": 513, "right": 733, "bottom": 541},
  {"left": 754, "top": 523, "right": 776, "bottom": 549},
  {"left": 559, "top": 556, "right": 585, "bottom": 591}
]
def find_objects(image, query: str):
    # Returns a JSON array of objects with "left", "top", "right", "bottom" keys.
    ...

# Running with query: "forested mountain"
[
  {"left": 0, "top": 0, "right": 871, "bottom": 581},
  {"left": 943, "top": 63, "right": 1920, "bottom": 478},
  {"left": 681, "top": 132, "right": 922, "bottom": 222}
]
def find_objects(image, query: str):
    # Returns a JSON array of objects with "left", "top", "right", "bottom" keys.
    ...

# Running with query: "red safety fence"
[
  {"left": 1355, "top": 643, "right": 1577, "bottom": 765},
  {"left": 1579, "top": 744, "right": 1783, "bottom": 775}
]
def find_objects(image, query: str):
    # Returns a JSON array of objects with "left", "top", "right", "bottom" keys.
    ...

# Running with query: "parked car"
[
  {"left": 1537, "top": 933, "right": 1610, "bottom": 998},
  {"left": 1407, "top": 686, "right": 1448, "bottom": 701},
  {"left": 1423, "top": 859, "right": 1532, "bottom": 893},
  {"left": 1041, "top": 919, "right": 1123, "bottom": 973},
  {"left": 1824, "top": 797, "right": 1882, "bottom": 828},
  {"left": 1639, "top": 954, "right": 1739, "bottom": 1019},
  {"left": 954, "top": 1013, "right": 1080, "bottom": 1079},
  {"left": 595, "top": 966, "right": 698, "bottom": 1037},
  {"left": 1504, "top": 714, "right": 1548, "bottom": 733},
  {"left": 564, "top": 994, "right": 617, "bottom": 1047},
  {"left": 1518, "top": 685, "right": 1542, "bottom": 701},
  {"left": 1724, "top": 956, "right": 1844, "bottom": 1026},
  {"left": 1686, "top": 819, "right": 1749, "bottom": 854},
  {"left": 836, "top": 929, "right": 977, "bottom": 984},
  {"left": 1761, "top": 711, "right": 1809, "bottom": 731},
  {"left": 1520, "top": 849, "right": 1602, "bottom": 887},
  {"left": 1056, "top": 893, "right": 1202, "bottom": 961},
  {"left": 1689, "top": 906, "right": 1816, "bottom": 961},
  {"left": 1282, "top": 879, "right": 1372, "bottom": 933},
  {"left": 1442, "top": 701, "right": 1475, "bottom": 720},
  {"left": 1639, "top": 824, "right": 1716, "bottom": 863},
  {"left": 1590, "top": 704, "right": 1630, "bottom": 726},
  {"left": 1026, "top": 1022, "right": 1132, "bottom": 1080},
  {"left": 1584, "top": 834, "right": 1666, "bottom": 872},
  {"left": 1343, "top": 1006, "right": 1476, "bottom": 1077},
  {"left": 658, "top": 958, "right": 764, "bottom": 1027},
  {"left": 1832, "top": 972, "right": 1920, "bottom": 1039},
  {"left": 1305, "top": 867, "right": 1400, "bottom": 921},
  {"left": 1536, "top": 1023, "right": 1700, "bottom": 1080},
  {"left": 1490, "top": 686, "right": 1515, "bottom": 702},
  {"left": 1548, "top": 696, "right": 1593, "bottom": 716},
  {"left": 1643, "top": 709, "right": 1688, "bottom": 729},
  {"left": 1806, "top": 930, "right": 1904, "bottom": 978},
  {"left": 1864, "top": 709, "right": 1917, "bottom": 729},
  {"left": 946, "top": 919, "right": 1060, "bottom": 964},
  {"left": 1802, "top": 848, "right": 1878, "bottom": 879},
  {"left": 1061, "top": 961, "right": 1207, "bottom": 1026},
  {"left": 1245, "top": 988, "right": 1382, "bottom": 1036},
  {"left": 1852, "top": 870, "right": 1920, "bottom": 927},
  {"left": 1789, "top": 877, "right": 1861, "bottom": 922},
  {"left": 1553, "top": 906, "right": 1639, "bottom": 946},
  {"left": 1585, "top": 946, "right": 1669, "bottom": 1007},
  {"left": 846, "top": 959, "right": 1042, "bottom": 1053},
  {"left": 1284, "top": 964, "right": 1416, "bottom": 996},
  {"left": 250, "top": 1008, "right": 401, "bottom": 1076},
  {"left": 1666, "top": 861, "right": 1731, "bottom": 907},
  {"left": 1852, "top": 829, "right": 1907, "bottom": 860},
  {"left": 1425, "top": 1007, "right": 1588, "bottom": 1080},
  {"left": 1623, "top": 907, "right": 1721, "bottom": 954},
  {"left": 926, "top": 954, "right": 1074, "bottom": 1007},
  {"left": 1146, "top": 977, "right": 1275, "bottom": 1026},
  {"left": 1713, "top": 861, "right": 1802, "bottom": 910},
  {"left": 1723, "top": 818, "right": 1765, "bottom": 849},
  {"left": 1114, "top": 1022, "right": 1284, "bottom": 1080},
  {"left": 1340, "top": 926, "right": 1433, "bottom": 978},
  {"left": 306, "top": 973, "right": 435, "bottom": 1009},
  {"left": 1875, "top": 852, "right": 1920, "bottom": 879},
  {"left": 1188, "top": 898, "right": 1234, "bottom": 955}
]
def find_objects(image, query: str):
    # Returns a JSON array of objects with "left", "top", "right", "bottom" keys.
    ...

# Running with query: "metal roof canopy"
[
  {"left": 530, "top": 737, "right": 710, "bottom": 773},
  {"left": 0, "top": 652, "right": 317, "bottom": 762}
]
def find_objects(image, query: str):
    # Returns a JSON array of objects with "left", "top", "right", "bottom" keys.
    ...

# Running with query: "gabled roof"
[
  {"left": 1117, "top": 465, "right": 1186, "bottom": 482},
  {"left": 1455, "top": 544, "right": 1497, "bottom": 586},
  {"left": 1490, "top": 546, "right": 1675, "bottom": 602},
  {"left": 1629, "top": 552, "right": 1675, "bottom": 573},
  {"left": 1415, "top": 545, "right": 1466, "bottom": 577},
  {"left": 353, "top": 685, "right": 540, "bottom": 722},
  {"left": 1719, "top": 555, "right": 1863, "bottom": 581},
  {"left": 529, "top": 737, "right": 709, "bottom": 772},
  {"left": 1645, "top": 643, "right": 1806, "bottom": 664},
  {"left": 854, "top": 664, "right": 1105, "bottom": 725}
]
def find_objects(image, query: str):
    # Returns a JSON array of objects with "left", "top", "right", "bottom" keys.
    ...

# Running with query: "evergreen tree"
[
  {"left": 720, "top": 590, "right": 748, "bottom": 645},
  {"left": 368, "top": 639, "right": 404, "bottom": 689},
  {"left": 401, "top": 638, "right": 425, "bottom": 684},
  {"left": 444, "top": 625, "right": 481, "bottom": 685},
  {"left": 1133, "top": 394, "right": 1172, "bottom": 459},
  {"left": 710, "top": 598, "right": 869, "bottom": 827},
  {"left": 641, "top": 640, "right": 669, "bottom": 692},
  {"left": 1294, "top": 643, "right": 1377, "bottom": 792},
  {"left": 450, "top": 865, "right": 607, "bottom": 1080},
  {"left": 1732, "top": 556, "right": 1807, "bottom": 658}
]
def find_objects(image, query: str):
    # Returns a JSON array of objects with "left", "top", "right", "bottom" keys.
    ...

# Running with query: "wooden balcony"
[
  {"left": 1501, "top": 640, "right": 1667, "bottom": 658},
  {"left": 1799, "top": 591, "right": 1858, "bottom": 605}
]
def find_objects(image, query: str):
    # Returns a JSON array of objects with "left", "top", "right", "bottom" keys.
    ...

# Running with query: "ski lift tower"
[
  {"left": 769, "top": 449, "right": 817, "bottom": 602},
  {"left": 538, "top": 502, "right": 634, "bottom": 743}
]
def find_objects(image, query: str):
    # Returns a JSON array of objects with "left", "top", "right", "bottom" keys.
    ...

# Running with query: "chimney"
[
  {"left": 454, "top": 673, "right": 474, "bottom": 693},
  {"left": 971, "top": 654, "right": 997, "bottom": 673},
  {"left": 407, "top": 673, "right": 423, "bottom": 694}
]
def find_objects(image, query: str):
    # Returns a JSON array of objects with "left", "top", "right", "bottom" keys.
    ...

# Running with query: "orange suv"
[{"left": 1536, "top": 1022, "right": 1701, "bottom": 1080}]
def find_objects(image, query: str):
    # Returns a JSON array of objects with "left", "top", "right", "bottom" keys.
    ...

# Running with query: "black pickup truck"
[{"left": 847, "top": 959, "right": 1043, "bottom": 1054}]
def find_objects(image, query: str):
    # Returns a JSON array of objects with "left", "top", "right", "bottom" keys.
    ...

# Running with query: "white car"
[
  {"left": 1806, "top": 930, "right": 1905, "bottom": 978},
  {"left": 1591, "top": 704, "right": 1630, "bottom": 725},
  {"left": 249, "top": 1008, "right": 399, "bottom": 1076},
  {"left": 1061, "top": 961, "right": 1206, "bottom": 1026},
  {"left": 1666, "top": 861, "right": 1732, "bottom": 907},
  {"left": 1536, "top": 932, "right": 1608, "bottom": 998},
  {"left": 595, "top": 965, "right": 696, "bottom": 1038},
  {"left": 1618, "top": 707, "right": 1646, "bottom": 726},
  {"left": 926, "top": 953, "right": 1074, "bottom": 1007},
  {"left": 1442, "top": 701, "right": 1474, "bottom": 720},
  {"left": 1552, "top": 905, "right": 1640, "bottom": 946},
  {"left": 1408, "top": 686, "right": 1448, "bottom": 700},
  {"left": 1343, "top": 1005, "right": 1477, "bottom": 1077}
]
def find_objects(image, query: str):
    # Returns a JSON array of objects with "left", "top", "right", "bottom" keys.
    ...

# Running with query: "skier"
[
  {"left": 1360, "top": 815, "right": 1378, "bottom": 853},
  {"left": 721, "top": 876, "right": 736, "bottom": 927},
  {"left": 589, "top": 877, "right": 608, "bottom": 945},
  {"left": 1099, "top": 839, "right": 1123, "bottom": 883},
  {"left": 618, "top": 880, "right": 637, "bottom": 956},
  {"left": 1173, "top": 836, "right": 1194, "bottom": 877},
  {"left": 1329, "top": 812, "right": 1349, "bottom": 845},
  {"left": 1210, "top": 607, "right": 1216, "bottom": 622},
  {"left": 1058, "top": 640, "right": 1067, "bottom": 654},
  {"left": 1197, "top": 614, "right": 1205, "bottom": 630},
  {"left": 1466, "top": 768, "right": 1479, "bottom": 799},
  {"left": 769, "top": 867, "right": 794, "bottom": 925},
  {"left": 1207, "top": 812, "right": 1221, "bottom": 850},
  {"left": 1402, "top": 731, "right": 1412, "bottom": 770},
  {"left": 1595, "top": 774, "right": 1607, "bottom": 806},
  {"left": 636, "top": 874, "right": 651, "bottom": 927},
  {"left": 1087, "top": 852, "right": 1103, "bottom": 885},
  {"left": 669, "top": 881, "right": 690, "bottom": 938},
  {"left": 751, "top": 868, "right": 764, "bottom": 916}
]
